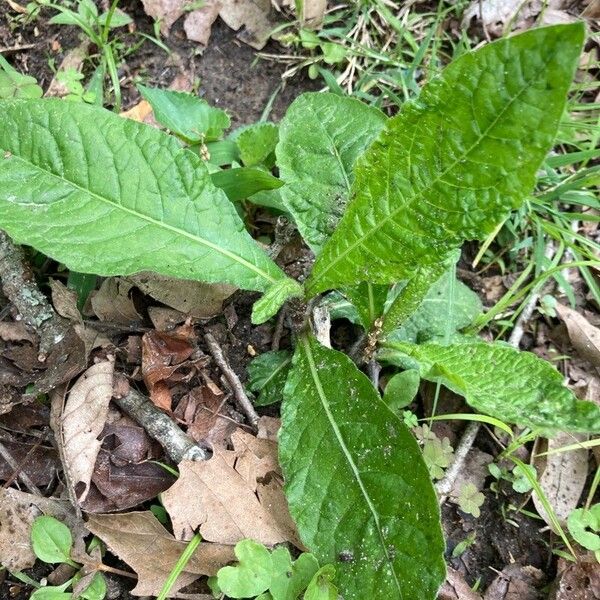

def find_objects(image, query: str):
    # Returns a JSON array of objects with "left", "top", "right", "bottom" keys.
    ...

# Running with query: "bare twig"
[
  {"left": 0, "top": 440, "right": 41, "bottom": 494},
  {"left": 436, "top": 243, "right": 555, "bottom": 503},
  {"left": 271, "top": 308, "right": 287, "bottom": 351},
  {"left": 204, "top": 333, "right": 259, "bottom": 429},
  {"left": 0, "top": 230, "right": 69, "bottom": 359},
  {"left": 112, "top": 382, "right": 209, "bottom": 463}
]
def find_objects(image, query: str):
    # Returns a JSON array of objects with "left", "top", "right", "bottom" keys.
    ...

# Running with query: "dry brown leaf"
[
  {"left": 557, "top": 303, "right": 600, "bottom": 369},
  {"left": 483, "top": 564, "right": 545, "bottom": 600},
  {"left": 120, "top": 99, "right": 153, "bottom": 123},
  {"left": 162, "top": 429, "right": 300, "bottom": 546},
  {"left": 5, "top": 0, "right": 29, "bottom": 14},
  {"left": 127, "top": 272, "right": 235, "bottom": 318},
  {"left": 462, "top": 0, "right": 542, "bottom": 36},
  {"left": 45, "top": 42, "right": 90, "bottom": 98},
  {"left": 49, "top": 279, "right": 82, "bottom": 323},
  {"left": 62, "top": 358, "right": 114, "bottom": 503},
  {"left": 90, "top": 278, "right": 141, "bottom": 324},
  {"left": 140, "top": 0, "right": 186, "bottom": 34},
  {"left": 0, "top": 321, "right": 36, "bottom": 343},
  {"left": 86, "top": 511, "right": 235, "bottom": 597},
  {"left": 299, "top": 0, "right": 326, "bottom": 27},
  {"left": 439, "top": 567, "right": 482, "bottom": 600},
  {"left": 0, "top": 488, "right": 87, "bottom": 571},
  {"left": 532, "top": 432, "right": 588, "bottom": 529},
  {"left": 549, "top": 555, "right": 600, "bottom": 600},
  {"left": 184, "top": 1, "right": 222, "bottom": 44},
  {"left": 219, "top": 0, "right": 276, "bottom": 49},
  {"left": 147, "top": 306, "right": 187, "bottom": 331}
]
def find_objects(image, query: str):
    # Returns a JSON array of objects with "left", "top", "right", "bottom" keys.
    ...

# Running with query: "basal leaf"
[
  {"left": 247, "top": 350, "right": 292, "bottom": 406},
  {"left": 306, "top": 24, "right": 585, "bottom": 295},
  {"left": 386, "top": 271, "right": 482, "bottom": 343},
  {"left": 138, "top": 85, "right": 230, "bottom": 142},
  {"left": 210, "top": 167, "right": 283, "bottom": 202},
  {"left": 279, "top": 334, "right": 445, "bottom": 600},
  {"left": 233, "top": 122, "right": 279, "bottom": 167},
  {"left": 381, "top": 341, "right": 600, "bottom": 434},
  {"left": 251, "top": 278, "right": 303, "bottom": 324},
  {"left": 342, "top": 282, "right": 389, "bottom": 330},
  {"left": 277, "top": 92, "right": 386, "bottom": 253},
  {"left": 31, "top": 516, "right": 73, "bottom": 564},
  {"left": 0, "top": 99, "right": 289, "bottom": 293}
]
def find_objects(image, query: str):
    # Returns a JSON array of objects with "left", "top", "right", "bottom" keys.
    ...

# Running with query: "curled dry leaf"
[
  {"left": 86, "top": 511, "right": 235, "bottom": 597},
  {"left": 483, "top": 564, "right": 545, "bottom": 600},
  {"left": 533, "top": 432, "right": 588, "bottom": 529},
  {"left": 0, "top": 488, "right": 87, "bottom": 571},
  {"left": 90, "top": 278, "right": 141, "bottom": 324},
  {"left": 127, "top": 272, "right": 235, "bottom": 318},
  {"left": 556, "top": 303, "right": 600, "bottom": 370},
  {"left": 162, "top": 429, "right": 301, "bottom": 547},
  {"left": 61, "top": 358, "right": 114, "bottom": 503}
]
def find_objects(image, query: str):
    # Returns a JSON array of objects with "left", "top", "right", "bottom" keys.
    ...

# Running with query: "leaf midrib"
[
  {"left": 300, "top": 335, "right": 403, "bottom": 597},
  {"left": 5, "top": 153, "right": 278, "bottom": 286},
  {"left": 307, "top": 51, "right": 551, "bottom": 293}
]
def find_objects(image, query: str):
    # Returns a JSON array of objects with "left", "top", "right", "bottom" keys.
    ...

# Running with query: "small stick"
[
  {"left": 112, "top": 382, "right": 209, "bottom": 463},
  {"left": 271, "top": 308, "right": 287, "bottom": 351},
  {"left": 0, "top": 441, "right": 41, "bottom": 495},
  {"left": 204, "top": 333, "right": 259, "bottom": 429},
  {"left": 0, "top": 230, "right": 69, "bottom": 359}
]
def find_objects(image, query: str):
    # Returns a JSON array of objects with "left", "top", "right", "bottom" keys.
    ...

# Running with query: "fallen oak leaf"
[
  {"left": 86, "top": 511, "right": 235, "bottom": 597},
  {"left": 61, "top": 358, "right": 114, "bottom": 503},
  {"left": 162, "top": 429, "right": 301, "bottom": 547}
]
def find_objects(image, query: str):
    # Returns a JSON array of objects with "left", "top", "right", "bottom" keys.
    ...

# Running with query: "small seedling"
[
  {"left": 567, "top": 504, "right": 600, "bottom": 562},
  {"left": 27, "top": 516, "right": 106, "bottom": 600},
  {"left": 458, "top": 484, "right": 485, "bottom": 519}
]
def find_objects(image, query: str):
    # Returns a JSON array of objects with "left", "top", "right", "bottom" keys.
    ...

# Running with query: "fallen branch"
[
  {"left": 112, "top": 379, "right": 209, "bottom": 463},
  {"left": 204, "top": 332, "right": 259, "bottom": 429},
  {"left": 0, "top": 230, "right": 69, "bottom": 359}
]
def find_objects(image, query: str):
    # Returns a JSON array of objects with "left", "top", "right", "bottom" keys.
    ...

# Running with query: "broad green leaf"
[
  {"left": 0, "top": 56, "right": 43, "bottom": 99},
  {"left": 306, "top": 24, "right": 585, "bottom": 295},
  {"left": 387, "top": 271, "right": 482, "bottom": 343},
  {"left": 206, "top": 139, "right": 240, "bottom": 165},
  {"left": 270, "top": 552, "right": 320, "bottom": 600},
  {"left": 248, "top": 188, "right": 288, "bottom": 212},
  {"left": 381, "top": 341, "right": 600, "bottom": 434},
  {"left": 247, "top": 350, "right": 292, "bottom": 406},
  {"left": 30, "top": 588, "right": 72, "bottom": 600},
  {"left": 383, "top": 369, "right": 420, "bottom": 412},
  {"left": 31, "top": 516, "right": 73, "bottom": 564},
  {"left": 342, "top": 282, "right": 388, "bottom": 330},
  {"left": 280, "top": 334, "right": 445, "bottom": 600},
  {"left": 277, "top": 92, "right": 386, "bottom": 253},
  {"left": 210, "top": 167, "right": 283, "bottom": 202},
  {"left": 303, "top": 565, "right": 338, "bottom": 600},
  {"left": 0, "top": 99, "right": 289, "bottom": 293},
  {"left": 567, "top": 505, "right": 600, "bottom": 551},
  {"left": 138, "top": 85, "right": 230, "bottom": 142},
  {"left": 233, "top": 122, "right": 279, "bottom": 167},
  {"left": 80, "top": 572, "right": 107, "bottom": 600},
  {"left": 251, "top": 278, "right": 304, "bottom": 324},
  {"left": 217, "top": 539, "right": 272, "bottom": 598}
]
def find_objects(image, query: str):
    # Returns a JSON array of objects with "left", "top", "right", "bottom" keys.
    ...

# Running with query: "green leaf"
[
  {"left": 0, "top": 99, "right": 289, "bottom": 294},
  {"left": 98, "top": 9, "right": 133, "bottom": 28},
  {"left": 381, "top": 341, "right": 600, "bottom": 434},
  {"left": 217, "top": 539, "right": 273, "bottom": 598},
  {"left": 247, "top": 350, "right": 292, "bottom": 406},
  {"left": 306, "top": 24, "right": 585, "bottom": 295},
  {"left": 387, "top": 271, "right": 482, "bottom": 344},
  {"left": 251, "top": 278, "right": 304, "bottom": 324},
  {"left": 0, "top": 56, "right": 43, "bottom": 99},
  {"left": 80, "top": 572, "right": 107, "bottom": 600},
  {"left": 342, "top": 282, "right": 388, "bottom": 330},
  {"left": 210, "top": 167, "right": 283, "bottom": 202},
  {"left": 383, "top": 369, "right": 420, "bottom": 412},
  {"left": 457, "top": 483, "right": 485, "bottom": 518},
  {"left": 270, "top": 552, "right": 319, "bottom": 600},
  {"left": 280, "top": 334, "right": 445, "bottom": 600},
  {"left": 567, "top": 505, "right": 600, "bottom": 552},
  {"left": 31, "top": 516, "right": 73, "bottom": 564},
  {"left": 30, "top": 588, "right": 72, "bottom": 600},
  {"left": 206, "top": 139, "right": 240, "bottom": 165},
  {"left": 138, "top": 85, "right": 230, "bottom": 142},
  {"left": 304, "top": 565, "right": 338, "bottom": 600},
  {"left": 277, "top": 92, "right": 386, "bottom": 253},
  {"left": 233, "top": 122, "right": 279, "bottom": 167}
]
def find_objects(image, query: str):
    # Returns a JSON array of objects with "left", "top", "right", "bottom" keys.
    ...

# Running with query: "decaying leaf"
[
  {"left": 162, "top": 429, "right": 300, "bottom": 547},
  {"left": 49, "top": 279, "right": 81, "bottom": 323},
  {"left": 86, "top": 511, "right": 235, "bottom": 597},
  {"left": 127, "top": 272, "right": 235, "bottom": 318},
  {"left": 298, "top": 0, "right": 326, "bottom": 26},
  {"left": 439, "top": 567, "right": 482, "bottom": 600},
  {"left": 549, "top": 555, "right": 600, "bottom": 599},
  {"left": 139, "top": 0, "right": 187, "bottom": 34},
  {"left": 184, "top": 0, "right": 222, "bottom": 45},
  {"left": 0, "top": 321, "right": 36, "bottom": 343},
  {"left": 219, "top": 0, "right": 276, "bottom": 49},
  {"left": 0, "top": 488, "right": 87, "bottom": 571},
  {"left": 61, "top": 358, "right": 114, "bottom": 503},
  {"left": 483, "top": 564, "right": 545, "bottom": 600},
  {"left": 533, "top": 432, "right": 588, "bottom": 529},
  {"left": 45, "top": 42, "right": 89, "bottom": 98},
  {"left": 90, "top": 278, "right": 141, "bottom": 324},
  {"left": 557, "top": 303, "right": 600, "bottom": 370}
]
